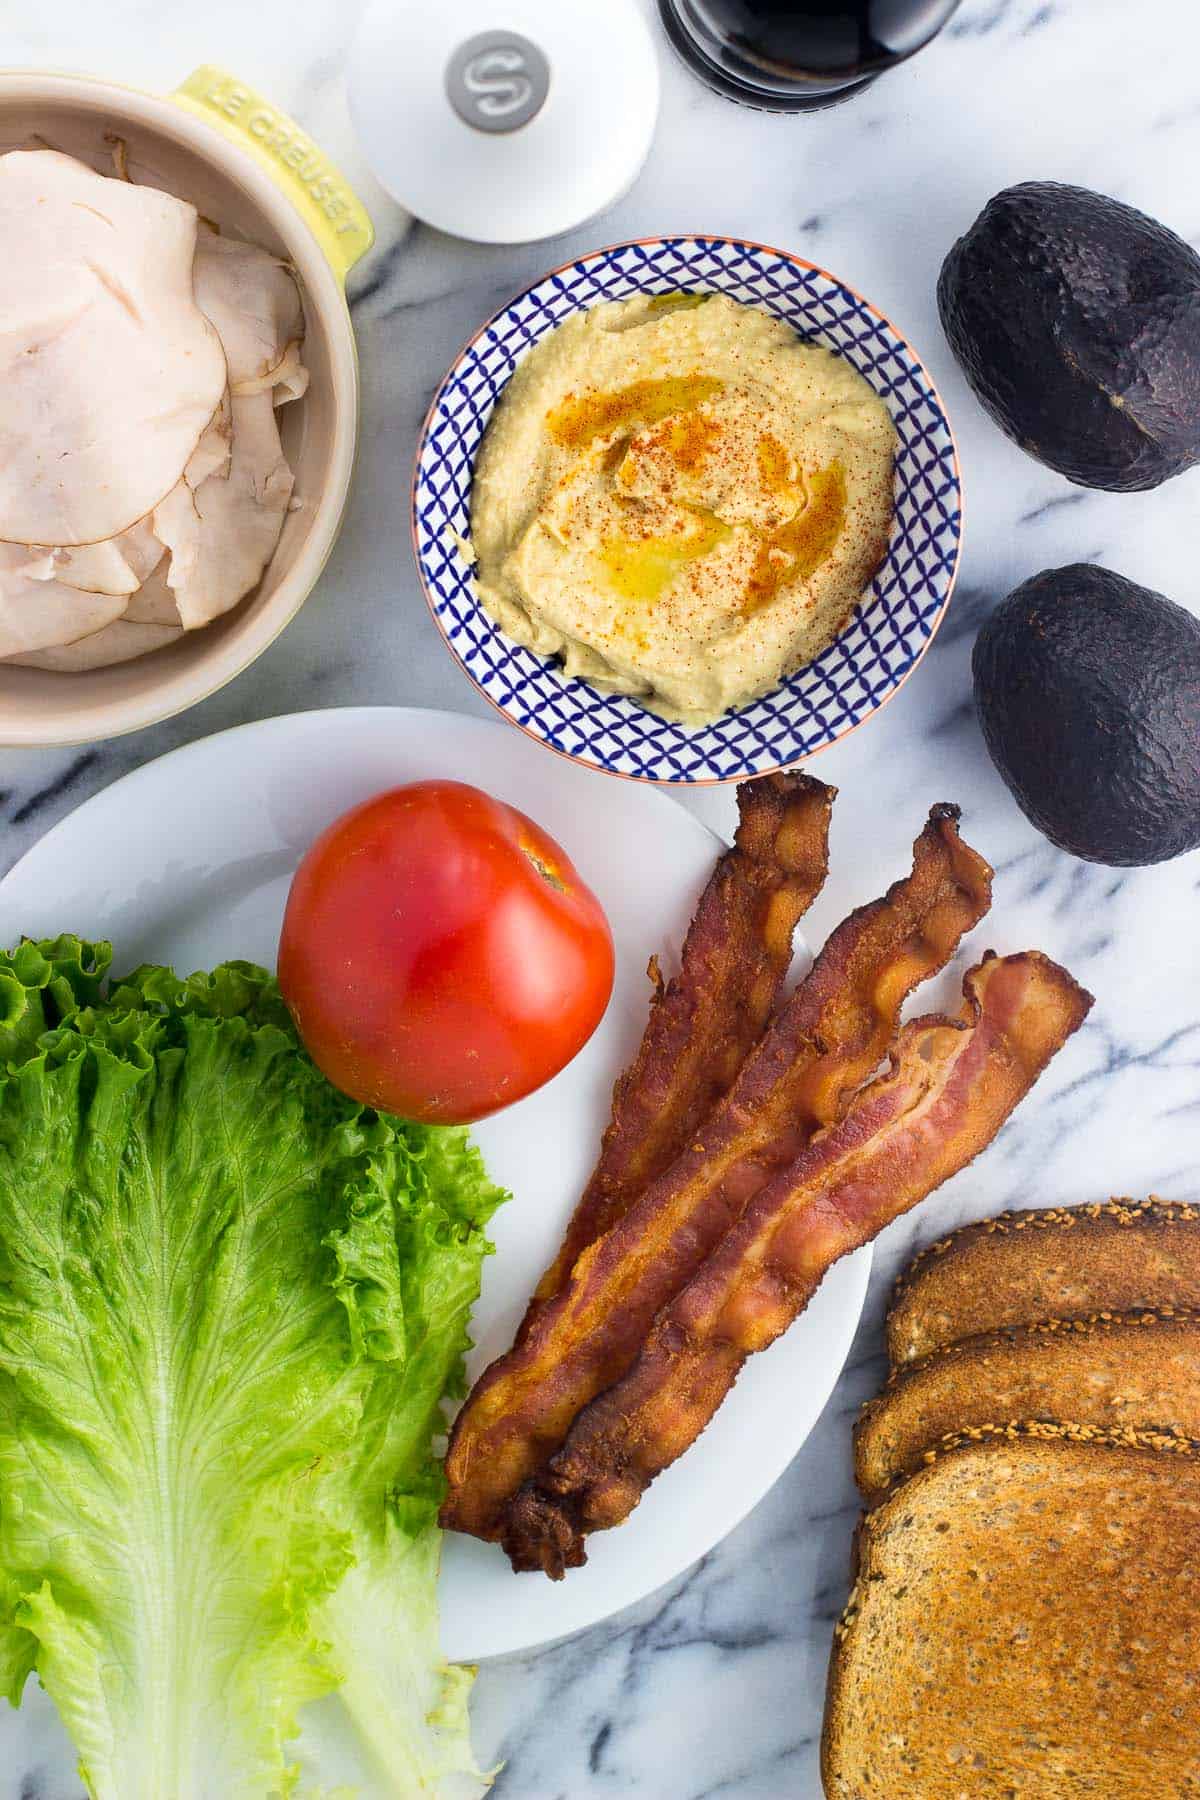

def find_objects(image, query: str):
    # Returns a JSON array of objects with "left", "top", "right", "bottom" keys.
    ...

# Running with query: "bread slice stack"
[
  {"left": 887, "top": 1196, "right": 1200, "bottom": 1365},
  {"left": 823, "top": 1198, "right": 1200, "bottom": 1798}
]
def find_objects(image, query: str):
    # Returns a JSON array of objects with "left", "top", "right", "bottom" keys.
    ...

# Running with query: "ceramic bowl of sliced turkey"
[{"left": 0, "top": 69, "right": 374, "bottom": 745}]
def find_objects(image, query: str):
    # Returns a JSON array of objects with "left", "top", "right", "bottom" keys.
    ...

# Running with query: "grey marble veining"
[{"left": 2, "top": 2, "right": 1200, "bottom": 1796}]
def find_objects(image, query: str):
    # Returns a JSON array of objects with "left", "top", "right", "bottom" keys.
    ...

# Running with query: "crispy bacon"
[
  {"left": 440, "top": 806, "right": 993, "bottom": 1542},
  {"left": 504, "top": 951, "right": 1093, "bottom": 1576},
  {"left": 528, "top": 771, "right": 836, "bottom": 1318}
]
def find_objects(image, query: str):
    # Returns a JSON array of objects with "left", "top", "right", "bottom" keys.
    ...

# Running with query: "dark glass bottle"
[{"left": 658, "top": 0, "right": 963, "bottom": 111}]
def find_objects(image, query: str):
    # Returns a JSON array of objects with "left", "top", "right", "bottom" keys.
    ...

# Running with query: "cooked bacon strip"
[
  {"left": 528, "top": 771, "right": 835, "bottom": 1318},
  {"left": 505, "top": 951, "right": 1093, "bottom": 1576},
  {"left": 440, "top": 807, "right": 993, "bottom": 1542}
]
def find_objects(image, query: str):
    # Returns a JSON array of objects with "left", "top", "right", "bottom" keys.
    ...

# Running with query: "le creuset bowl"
[
  {"left": 413, "top": 234, "right": 963, "bottom": 784},
  {"left": 0, "top": 66, "right": 373, "bottom": 748}
]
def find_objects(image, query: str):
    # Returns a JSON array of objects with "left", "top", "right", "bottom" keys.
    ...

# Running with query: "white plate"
[{"left": 0, "top": 706, "right": 869, "bottom": 1660}]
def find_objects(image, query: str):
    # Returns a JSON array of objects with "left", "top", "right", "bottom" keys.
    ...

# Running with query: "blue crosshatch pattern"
[{"left": 413, "top": 237, "right": 962, "bottom": 783}]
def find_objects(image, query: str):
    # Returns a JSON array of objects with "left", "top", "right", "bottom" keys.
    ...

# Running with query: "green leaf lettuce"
[{"left": 0, "top": 939, "right": 504, "bottom": 1799}]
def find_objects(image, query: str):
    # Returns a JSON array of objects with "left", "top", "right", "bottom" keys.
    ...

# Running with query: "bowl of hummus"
[{"left": 414, "top": 236, "right": 962, "bottom": 784}]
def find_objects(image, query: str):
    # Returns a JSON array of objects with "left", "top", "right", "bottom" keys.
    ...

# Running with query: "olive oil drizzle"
[
  {"left": 597, "top": 459, "right": 847, "bottom": 615},
  {"left": 548, "top": 376, "right": 847, "bottom": 616},
  {"left": 646, "top": 291, "right": 709, "bottom": 313},
  {"left": 742, "top": 460, "right": 847, "bottom": 615},
  {"left": 597, "top": 509, "right": 733, "bottom": 606},
  {"left": 546, "top": 375, "right": 725, "bottom": 450}
]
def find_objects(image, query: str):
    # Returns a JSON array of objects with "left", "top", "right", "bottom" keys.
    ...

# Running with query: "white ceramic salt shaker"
[{"left": 348, "top": 0, "right": 661, "bottom": 244}]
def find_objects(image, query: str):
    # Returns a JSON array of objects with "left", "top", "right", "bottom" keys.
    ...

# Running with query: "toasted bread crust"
[
  {"left": 856, "top": 1307, "right": 1200, "bottom": 1501},
  {"left": 887, "top": 1198, "right": 1200, "bottom": 1366},
  {"left": 823, "top": 1435, "right": 1200, "bottom": 1799}
]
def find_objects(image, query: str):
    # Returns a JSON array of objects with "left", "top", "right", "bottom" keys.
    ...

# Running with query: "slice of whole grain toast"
[
  {"left": 887, "top": 1197, "right": 1200, "bottom": 1367},
  {"left": 856, "top": 1306, "right": 1200, "bottom": 1502},
  {"left": 823, "top": 1431, "right": 1200, "bottom": 1800}
]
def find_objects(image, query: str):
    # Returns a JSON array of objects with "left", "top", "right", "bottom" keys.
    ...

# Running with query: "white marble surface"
[{"left": 2, "top": 1, "right": 1200, "bottom": 1795}]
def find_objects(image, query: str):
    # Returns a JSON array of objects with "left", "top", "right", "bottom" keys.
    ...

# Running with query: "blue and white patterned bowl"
[{"left": 412, "top": 236, "right": 961, "bottom": 785}]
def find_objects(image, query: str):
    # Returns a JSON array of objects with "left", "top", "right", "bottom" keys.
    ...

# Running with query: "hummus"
[{"left": 468, "top": 293, "right": 896, "bottom": 724}]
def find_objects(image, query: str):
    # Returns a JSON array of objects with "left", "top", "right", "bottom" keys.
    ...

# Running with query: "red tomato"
[{"left": 278, "top": 779, "right": 615, "bottom": 1125}]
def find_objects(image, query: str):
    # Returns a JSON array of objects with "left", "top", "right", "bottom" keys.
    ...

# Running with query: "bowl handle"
[{"left": 171, "top": 66, "right": 374, "bottom": 286}]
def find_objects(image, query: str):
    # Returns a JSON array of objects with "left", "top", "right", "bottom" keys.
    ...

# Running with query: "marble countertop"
[{"left": 3, "top": 2, "right": 1200, "bottom": 1795}]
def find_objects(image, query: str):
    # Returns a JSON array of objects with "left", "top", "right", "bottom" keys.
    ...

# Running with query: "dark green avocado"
[
  {"left": 973, "top": 565, "right": 1200, "bottom": 865},
  {"left": 939, "top": 183, "right": 1200, "bottom": 491}
]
